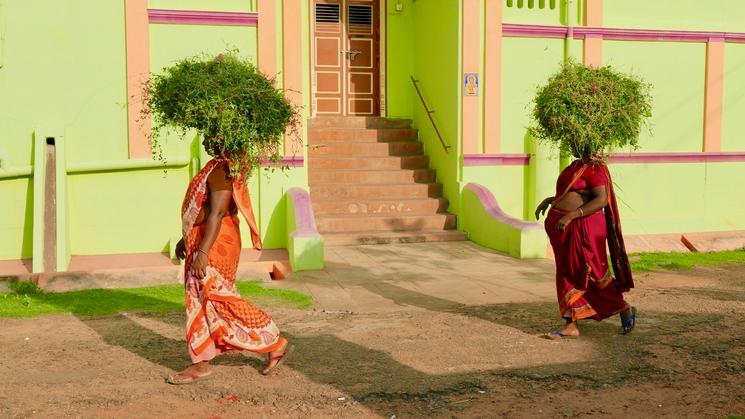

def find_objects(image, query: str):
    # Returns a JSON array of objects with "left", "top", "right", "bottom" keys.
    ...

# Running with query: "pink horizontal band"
[
  {"left": 609, "top": 152, "right": 745, "bottom": 164},
  {"left": 259, "top": 156, "right": 304, "bottom": 168},
  {"left": 148, "top": 9, "right": 258, "bottom": 26},
  {"left": 503, "top": 23, "right": 745, "bottom": 43},
  {"left": 464, "top": 154, "right": 531, "bottom": 166}
]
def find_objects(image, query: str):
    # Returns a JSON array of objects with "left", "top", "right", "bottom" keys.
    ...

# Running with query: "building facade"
[{"left": 1, "top": 0, "right": 744, "bottom": 274}]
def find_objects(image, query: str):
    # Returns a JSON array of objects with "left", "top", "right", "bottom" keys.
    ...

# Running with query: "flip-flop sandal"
[
  {"left": 621, "top": 306, "right": 637, "bottom": 335},
  {"left": 544, "top": 330, "right": 577, "bottom": 340},
  {"left": 261, "top": 343, "right": 294, "bottom": 376},
  {"left": 166, "top": 370, "right": 213, "bottom": 385}
]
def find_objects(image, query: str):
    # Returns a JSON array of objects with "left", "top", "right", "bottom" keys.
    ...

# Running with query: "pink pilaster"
[
  {"left": 461, "top": 0, "right": 481, "bottom": 155},
  {"left": 703, "top": 38, "right": 725, "bottom": 152},
  {"left": 125, "top": 0, "right": 151, "bottom": 158},
  {"left": 484, "top": 0, "right": 502, "bottom": 153},
  {"left": 282, "top": 1, "right": 304, "bottom": 157}
]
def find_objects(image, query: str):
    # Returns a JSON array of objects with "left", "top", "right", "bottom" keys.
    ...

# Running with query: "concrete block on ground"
[{"left": 286, "top": 188, "right": 324, "bottom": 271}]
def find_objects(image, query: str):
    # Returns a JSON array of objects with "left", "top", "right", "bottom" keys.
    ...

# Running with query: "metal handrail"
[{"left": 411, "top": 76, "right": 451, "bottom": 154}]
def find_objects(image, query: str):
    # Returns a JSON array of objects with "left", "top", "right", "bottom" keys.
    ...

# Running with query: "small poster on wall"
[{"left": 464, "top": 72, "right": 479, "bottom": 96}]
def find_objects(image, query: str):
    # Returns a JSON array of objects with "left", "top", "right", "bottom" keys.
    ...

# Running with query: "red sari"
[
  {"left": 181, "top": 159, "right": 282, "bottom": 363},
  {"left": 545, "top": 159, "right": 634, "bottom": 321}
]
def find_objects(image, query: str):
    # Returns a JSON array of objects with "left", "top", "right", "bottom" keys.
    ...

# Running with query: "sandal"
[
  {"left": 261, "top": 340, "right": 294, "bottom": 376},
  {"left": 621, "top": 306, "right": 637, "bottom": 335},
  {"left": 544, "top": 330, "right": 577, "bottom": 340},
  {"left": 166, "top": 370, "right": 213, "bottom": 385}
]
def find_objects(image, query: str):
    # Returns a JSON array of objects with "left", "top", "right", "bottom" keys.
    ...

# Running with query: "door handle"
[{"left": 344, "top": 49, "right": 362, "bottom": 61}]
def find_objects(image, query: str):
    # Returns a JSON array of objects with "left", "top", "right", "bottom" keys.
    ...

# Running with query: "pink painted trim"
[
  {"left": 503, "top": 24, "right": 745, "bottom": 43},
  {"left": 502, "top": 24, "right": 568, "bottom": 38},
  {"left": 259, "top": 156, "right": 304, "bottom": 168},
  {"left": 287, "top": 188, "right": 320, "bottom": 235},
  {"left": 148, "top": 9, "right": 258, "bottom": 26},
  {"left": 465, "top": 183, "right": 542, "bottom": 230},
  {"left": 608, "top": 152, "right": 745, "bottom": 164},
  {"left": 464, "top": 154, "right": 530, "bottom": 166}
]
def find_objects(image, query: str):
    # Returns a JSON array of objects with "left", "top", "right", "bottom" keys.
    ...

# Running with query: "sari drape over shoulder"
[
  {"left": 545, "top": 160, "right": 634, "bottom": 321},
  {"left": 181, "top": 159, "right": 281, "bottom": 363}
]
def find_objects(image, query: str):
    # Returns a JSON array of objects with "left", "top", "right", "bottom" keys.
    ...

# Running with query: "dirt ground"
[{"left": 2, "top": 264, "right": 745, "bottom": 419}]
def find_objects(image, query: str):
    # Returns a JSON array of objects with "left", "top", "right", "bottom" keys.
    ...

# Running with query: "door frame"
[{"left": 309, "top": 0, "right": 387, "bottom": 117}]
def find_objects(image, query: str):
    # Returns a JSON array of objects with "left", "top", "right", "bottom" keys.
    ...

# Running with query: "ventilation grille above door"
[
  {"left": 506, "top": 0, "right": 557, "bottom": 9},
  {"left": 348, "top": 5, "right": 373, "bottom": 34},
  {"left": 316, "top": 3, "right": 341, "bottom": 33}
]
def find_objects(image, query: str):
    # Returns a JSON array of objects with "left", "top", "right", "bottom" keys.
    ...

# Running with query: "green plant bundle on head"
[
  {"left": 143, "top": 52, "right": 299, "bottom": 178},
  {"left": 529, "top": 61, "right": 652, "bottom": 162}
]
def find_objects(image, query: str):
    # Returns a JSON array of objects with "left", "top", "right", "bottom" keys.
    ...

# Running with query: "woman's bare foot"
[
  {"left": 167, "top": 361, "right": 212, "bottom": 385},
  {"left": 261, "top": 337, "right": 293, "bottom": 376},
  {"left": 545, "top": 320, "right": 580, "bottom": 339}
]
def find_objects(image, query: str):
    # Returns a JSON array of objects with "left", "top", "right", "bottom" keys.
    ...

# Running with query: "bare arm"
[
  {"left": 535, "top": 196, "right": 556, "bottom": 220},
  {"left": 555, "top": 185, "right": 608, "bottom": 231},
  {"left": 189, "top": 165, "right": 233, "bottom": 279}
]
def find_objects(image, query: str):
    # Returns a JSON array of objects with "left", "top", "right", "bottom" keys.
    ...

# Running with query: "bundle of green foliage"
[
  {"left": 143, "top": 52, "right": 299, "bottom": 177},
  {"left": 530, "top": 61, "right": 652, "bottom": 162}
]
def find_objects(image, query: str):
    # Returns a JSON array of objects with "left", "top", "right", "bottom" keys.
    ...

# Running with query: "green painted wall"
[
  {"left": 385, "top": 0, "right": 415, "bottom": 119},
  {"left": 722, "top": 43, "right": 745, "bottom": 153},
  {"left": 603, "top": 0, "right": 745, "bottom": 33},
  {"left": 408, "top": 0, "right": 461, "bottom": 215},
  {"left": 503, "top": 0, "right": 581, "bottom": 26},
  {"left": 604, "top": 41, "right": 705, "bottom": 153}
]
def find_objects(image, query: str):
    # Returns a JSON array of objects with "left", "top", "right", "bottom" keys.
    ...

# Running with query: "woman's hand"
[
  {"left": 190, "top": 251, "right": 209, "bottom": 279},
  {"left": 555, "top": 214, "right": 574, "bottom": 231},
  {"left": 175, "top": 238, "right": 186, "bottom": 260},
  {"left": 535, "top": 197, "right": 554, "bottom": 220}
]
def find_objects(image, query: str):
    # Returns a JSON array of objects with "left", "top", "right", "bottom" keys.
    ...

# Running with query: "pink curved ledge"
[
  {"left": 464, "top": 183, "right": 542, "bottom": 230},
  {"left": 287, "top": 188, "right": 320, "bottom": 237}
]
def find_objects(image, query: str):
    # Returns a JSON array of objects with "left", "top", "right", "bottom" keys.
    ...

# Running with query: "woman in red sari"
[
  {"left": 166, "top": 149, "right": 292, "bottom": 384},
  {"left": 535, "top": 153, "right": 636, "bottom": 339}
]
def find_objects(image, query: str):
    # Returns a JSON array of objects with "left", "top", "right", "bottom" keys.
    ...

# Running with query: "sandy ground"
[{"left": 2, "top": 262, "right": 745, "bottom": 418}]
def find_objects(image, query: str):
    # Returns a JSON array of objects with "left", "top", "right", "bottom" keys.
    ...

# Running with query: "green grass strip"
[
  {"left": 0, "top": 280, "right": 313, "bottom": 318},
  {"left": 629, "top": 248, "right": 745, "bottom": 272}
]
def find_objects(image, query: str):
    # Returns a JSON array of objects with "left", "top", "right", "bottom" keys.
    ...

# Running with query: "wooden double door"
[{"left": 312, "top": 0, "right": 380, "bottom": 116}]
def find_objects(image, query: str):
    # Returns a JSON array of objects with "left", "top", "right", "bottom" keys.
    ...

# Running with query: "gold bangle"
[
  {"left": 578, "top": 208, "right": 584, "bottom": 217},
  {"left": 197, "top": 249, "right": 209, "bottom": 257}
]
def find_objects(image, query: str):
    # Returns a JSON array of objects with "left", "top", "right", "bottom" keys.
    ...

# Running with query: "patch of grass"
[
  {"left": 0, "top": 280, "right": 312, "bottom": 318},
  {"left": 630, "top": 248, "right": 745, "bottom": 272}
]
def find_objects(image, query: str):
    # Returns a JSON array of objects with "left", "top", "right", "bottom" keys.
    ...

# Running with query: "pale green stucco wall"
[
  {"left": 0, "top": 0, "right": 309, "bottom": 264},
  {"left": 722, "top": 43, "right": 745, "bottom": 153}
]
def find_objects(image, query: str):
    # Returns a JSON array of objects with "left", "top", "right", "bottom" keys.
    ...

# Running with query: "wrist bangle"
[
  {"left": 578, "top": 208, "right": 584, "bottom": 217},
  {"left": 197, "top": 248, "right": 209, "bottom": 257}
]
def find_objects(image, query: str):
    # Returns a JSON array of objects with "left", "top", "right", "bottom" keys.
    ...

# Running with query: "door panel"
[{"left": 313, "top": 0, "right": 379, "bottom": 116}]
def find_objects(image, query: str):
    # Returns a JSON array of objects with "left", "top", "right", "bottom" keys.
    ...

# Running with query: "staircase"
[{"left": 308, "top": 116, "right": 466, "bottom": 246}]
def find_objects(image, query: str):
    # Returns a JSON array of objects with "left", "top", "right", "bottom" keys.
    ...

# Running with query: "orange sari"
[{"left": 181, "top": 159, "right": 282, "bottom": 363}]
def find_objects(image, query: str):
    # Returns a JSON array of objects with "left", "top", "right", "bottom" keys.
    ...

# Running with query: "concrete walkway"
[{"left": 269, "top": 241, "right": 558, "bottom": 313}]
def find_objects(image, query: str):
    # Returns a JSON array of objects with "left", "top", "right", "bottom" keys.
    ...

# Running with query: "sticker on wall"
[{"left": 464, "top": 73, "right": 479, "bottom": 96}]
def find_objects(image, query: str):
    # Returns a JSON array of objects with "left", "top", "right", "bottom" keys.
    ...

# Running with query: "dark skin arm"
[
  {"left": 188, "top": 165, "right": 233, "bottom": 279},
  {"left": 553, "top": 185, "right": 608, "bottom": 231}
]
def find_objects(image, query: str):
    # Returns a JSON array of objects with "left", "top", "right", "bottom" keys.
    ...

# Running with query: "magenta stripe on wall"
[
  {"left": 464, "top": 154, "right": 531, "bottom": 166},
  {"left": 148, "top": 9, "right": 259, "bottom": 26},
  {"left": 260, "top": 156, "right": 304, "bottom": 168},
  {"left": 503, "top": 23, "right": 745, "bottom": 43},
  {"left": 609, "top": 152, "right": 745, "bottom": 164},
  {"left": 464, "top": 152, "right": 745, "bottom": 166}
]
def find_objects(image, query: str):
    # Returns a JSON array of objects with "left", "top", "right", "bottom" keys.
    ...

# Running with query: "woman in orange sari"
[
  {"left": 535, "top": 153, "right": 636, "bottom": 339},
  {"left": 167, "top": 154, "right": 292, "bottom": 384}
]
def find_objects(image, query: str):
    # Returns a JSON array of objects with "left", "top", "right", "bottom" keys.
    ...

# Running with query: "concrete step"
[
  {"left": 308, "top": 128, "right": 418, "bottom": 142},
  {"left": 308, "top": 116, "right": 412, "bottom": 129},
  {"left": 322, "top": 230, "right": 467, "bottom": 246},
  {"left": 316, "top": 213, "right": 457, "bottom": 233},
  {"left": 311, "top": 183, "right": 442, "bottom": 200},
  {"left": 308, "top": 141, "right": 423, "bottom": 157},
  {"left": 309, "top": 155, "right": 429, "bottom": 170},
  {"left": 309, "top": 168, "right": 436, "bottom": 185},
  {"left": 313, "top": 197, "right": 449, "bottom": 216}
]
